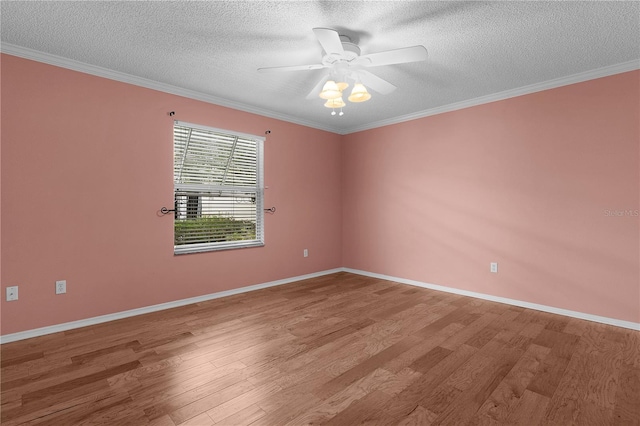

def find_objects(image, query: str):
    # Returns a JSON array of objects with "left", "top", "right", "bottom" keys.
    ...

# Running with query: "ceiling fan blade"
[
  {"left": 258, "top": 63, "right": 325, "bottom": 73},
  {"left": 305, "top": 74, "right": 330, "bottom": 99},
  {"left": 312, "top": 27, "right": 345, "bottom": 56},
  {"left": 354, "top": 45, "right": 428, "bottom": 67},
  {"left": 357, "top": 70, "right": 397, "bottom": 95}
]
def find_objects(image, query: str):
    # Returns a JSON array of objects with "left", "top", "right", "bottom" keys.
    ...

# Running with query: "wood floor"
[{"left": 1, "top": 272, "right": 639, "bottom": 425}]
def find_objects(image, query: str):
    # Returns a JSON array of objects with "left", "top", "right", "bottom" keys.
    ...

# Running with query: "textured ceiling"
[{"left": 1, "top": 1, "right": 639, "bottom": 134}]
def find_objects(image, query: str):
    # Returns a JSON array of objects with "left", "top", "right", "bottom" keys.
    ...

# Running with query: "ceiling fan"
[{"left": 258, "top": 28, "right": 428, "bottom": 110}]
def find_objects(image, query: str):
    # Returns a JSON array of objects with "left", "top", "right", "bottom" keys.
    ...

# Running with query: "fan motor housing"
[
  {"left": 322, "top": 41, "right": 361, "bottom": 66},
  {"left": 341, "top": 41, "right": 361, "bottom": 58}
]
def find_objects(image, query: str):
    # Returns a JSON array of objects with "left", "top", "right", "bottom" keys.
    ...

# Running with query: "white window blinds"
[{"left": 173, "top": 121, "right": 264, "bottom": 254}]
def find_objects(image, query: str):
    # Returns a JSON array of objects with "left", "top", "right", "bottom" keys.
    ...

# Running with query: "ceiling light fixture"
[
  {"left": 320, "top": 76, "right": 371, "bottom": 115},
  {"left": 324, "top": 96, "right": 345, "bottom": 108},
  {"left": 324, "top": 96, "right": 345, "bottom": 116},
  {"left": 336, "top": 81, "right": 349, "bottom": 92},
  {"left": 259, "top": 27, "right": 429, "bottom": 117},
  {"left": 319, "top": 80, "right": 342, "bottom": 100},
  {"left": 348, "top": 83, "right": 372, "bottom": 103}
]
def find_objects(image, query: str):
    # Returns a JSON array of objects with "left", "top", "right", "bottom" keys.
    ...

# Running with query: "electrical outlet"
[
  {"left": 490, "top": 262, "right": 498, "bottom": 273},
  {"left": 303, "top": 249, "right": 308, "bottom": 258},
  {"left": 6, "top": 286, "right": 18, "bottom": 301},
  {"left": 56, "top": 280, "right": 67, "bottom": 294}
]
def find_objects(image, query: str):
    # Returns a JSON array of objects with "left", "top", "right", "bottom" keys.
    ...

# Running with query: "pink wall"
[
  {"left": 342, "top": 70, "right": 640, "bottom": 324},
  {"left": 1, "top": 54, "right": 343, "bottom": 335},
  {"left": 2, "top": 54, "right": 638, "bottom": 336}
]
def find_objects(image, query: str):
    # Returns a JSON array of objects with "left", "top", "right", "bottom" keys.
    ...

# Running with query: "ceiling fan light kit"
[
  {"left": 258, "top": 27, "right": 428, "bottom": 116},
  {"left": 348, "top": 83, "right": 372, "bottom": 103},
  {"left": 336, "top": 81, "right": 349, "bottom": 92},
  {"left": 325, "top": 96, "right": 346, "bottom": 116},
  {"left": 321, "top": 77, "right": 368, "bottom": 115},
  {"left": 319, "top": 80, "right": 342, "bottom": 100},
  {"left": 324, "top": 96, "right": 346, "bottom": 108}
]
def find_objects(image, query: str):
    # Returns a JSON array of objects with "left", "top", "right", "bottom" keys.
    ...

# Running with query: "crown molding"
[
  {"left": 0, "top": 43, "right": 339, "bottom": 134},
  {"left": 2, "top": 43, "right": 637, "bottom": 136},
  {"left": 342, "top": 59, "right": 640, "bottom": 134}
]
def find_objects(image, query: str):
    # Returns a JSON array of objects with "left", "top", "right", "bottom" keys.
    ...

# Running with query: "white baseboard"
[
  {"left": 0, "top": 268, "right": 344, "bottom": 344},
  {"left": 343, "top": 268, "right": 640, "bottom": 331},
  {"left": 3, "top": 267, "right": 637, "bottom": 343}
]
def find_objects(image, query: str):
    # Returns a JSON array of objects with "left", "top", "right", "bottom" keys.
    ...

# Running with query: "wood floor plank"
[
  {"left": 527, "top": 331, "right": 580, "bottom": 397},
  {"left": 149, "top": 414, "right": 177, "bottom": 426},
  {"left": 251, "top": 393, "right": 320, "bottom": 425},
  {"left": 1, "top": 351, "right": 73, "bottom": 384},
  {"left": 161, "top": 379, "right": 254, "bottom": 424},
  {"left": 70, "top": 340, "right": 142, "bottom": 365},
  {"left": 1, "top": 386, "right": 127, "bottom": 426},
  {"left": 384, "top": 322, "right": 464, "bottom": 373},
  {"left": 430, "top": 348, "right": 522, "bottom": 424},
  {"left": 0, "top": 351, "right": 44, "bottom": 368},
  {"left": 366, "top": 343, "right": 478, "bottom": 422},
  {"left": 540, "top": 352, "right": 590, "bottom": 424},
  {"left": 504, "top": 389, "right": 551, "bottom": 425},
  {"left": 175, "top": 413, "right": 213, "bottom": 425},
  {"left": 395, "top": 404, "right": 438, "bottom": 426},
  {"left": 471, "top": 342, "right": 550, "bottom": 424},
  {"left": 259, "top": 370, "right": 332, "bottom": 412},
  {"left": 439, "top": 313, "right": 500, "bottom": 351},
  {"left": 251, "top": 393, "right": 322, "bottom": 426},
  {"left": 215, "top": 403, "right": 265, "bottom": 425},
  {"left": 575, "top": 400, "right": 616, "bottom": 425},
  {"left": 410, "top": 346, "right": 454, "bottom": 374},
  {"left": 284, "top": 363, "right": 395, "bottom": 425},
  {"left": 139, "top": 367, "right": 254, "bottom": 421},
  {"left": 31, "top": 391, "right": 136, "bottom": 426},
  {"left": 204, "top": 381, "right": 281, "bottom": 423},
  {"left": 374, "top": 366, "right": 422, "bottom": 397},
  {"left": 313, "top": 335, "right": 421, "bottom": 399},
  {"left": 322, "top": 389, "right": 390, "bottom": 425},
  {"left": 612, "top": 365, "right": 640, "bottom": 423},
  {"left": 20, "top": 360, "right": 141, "bottom": 404},
  {"left": 422, "top": 352, "right": 495, "bottom": 414},
  {"left": 1, "top": 359, "right": 105, "bottom": 396},
  {"left": 1, "top": 272, "right": 637, "bottom": 425}
]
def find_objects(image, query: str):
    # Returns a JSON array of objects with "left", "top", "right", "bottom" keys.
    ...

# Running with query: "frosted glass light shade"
[
  {"left": 319, "top": 80, "right": 342, "bottom": 100},
  {"left": 337, "top": 81, "right": 349, "bottom": 92},
  {"left": 348, "top": 83, "right": 371, "bottom": 102},
  {"left": 324, "top": 97, "right": 346, "bottom": 108}
]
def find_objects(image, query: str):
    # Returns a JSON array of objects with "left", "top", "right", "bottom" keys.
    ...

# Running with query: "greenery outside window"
[{"left": 173, "top": 121, "right": 264, "bottom": 254}]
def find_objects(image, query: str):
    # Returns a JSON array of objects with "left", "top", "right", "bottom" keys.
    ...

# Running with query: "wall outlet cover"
[{"left": 6, "top": 286, "right": 18, "bottom": 301}]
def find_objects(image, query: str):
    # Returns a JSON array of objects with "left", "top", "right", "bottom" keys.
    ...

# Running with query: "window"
[{"left": 173, "top": 121, "right": 264, "bottom": 254}]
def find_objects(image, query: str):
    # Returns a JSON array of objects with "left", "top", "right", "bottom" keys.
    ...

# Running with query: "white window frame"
[{"left": 173, "top": 121, "right": 265, "bottom": 255}]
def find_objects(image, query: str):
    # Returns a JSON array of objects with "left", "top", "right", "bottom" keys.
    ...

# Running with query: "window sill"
[{"left": 174, "top": 240, "right": 265, "bottom": 255}]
